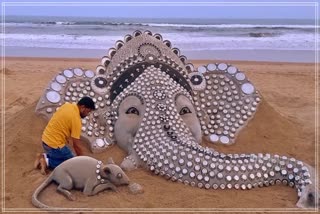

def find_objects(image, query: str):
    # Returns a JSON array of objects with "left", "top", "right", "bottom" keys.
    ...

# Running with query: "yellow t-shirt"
[{"left": 42, "top": 102, "right": 81, "bottom": 149}]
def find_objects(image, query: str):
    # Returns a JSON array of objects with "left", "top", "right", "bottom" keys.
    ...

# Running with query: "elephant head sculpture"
[{"left": 35, "top": 30, "right": 318, "bottom": 208}]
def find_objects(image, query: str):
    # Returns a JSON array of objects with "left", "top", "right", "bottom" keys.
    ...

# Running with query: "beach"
[{"left": 2, "top": 57, "right": 317, "bottom": 212}]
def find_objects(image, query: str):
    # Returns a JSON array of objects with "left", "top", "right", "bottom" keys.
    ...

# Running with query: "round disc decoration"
[
  {"left": 218, "top": 63, "right": 228, "bottom": 71},
  {"left": 209, "top": 134, "right": 219, "bottom": 142},
  {"left": 156, "top": 103, "right": 167, "bottom": 111},
  {"left": 91, "top": 75, "right": 108, "bottom": 94},
  {"left": 190, "top": 74, "right": 203, "bottom": 85},
  {"left": 95, "top": 138, "right": 105, "bottom": 148},
  {"left": 95, "top": 76, "right": 107, "bottom": 88},
  {"left": 46, "top": 91, "right": 61, "bottom": 103},
  {"left": 74, "top": 68, "right": 84, "bottom": 76},
  {"left": 197, "top": 66, "right": 207, "bottom": 74},
  {"left": 63, "top": 69, "right": 74, "bottom": 78},
  {"left": 220, "top": 136, "right": 230, "bottom": 144},
  {"left": 85, "top": 70, "right": 95, "bottom": 78},
  {"left": 236, "top": 73, "right": 246, "bottom": 81},
  {"left": 138, "top": 43, "right": 161, "bottom": 59},
  {"left": 56, "top": 75, "right": 66, "bottom": 84},
  {"left": 207, "top": 64, "right": 216, "bottom": 71},
  {"left": 241, "top": 83, "right": 255, "bottom": 94},
  {"left": 188, "top": 72, "right": 206, "bottom": 91},
  {"left": 51, "top": 82, "right": 62, "bottom": 91},
  {"left": 153, "top": 89, "right": 166, "bottom": 100},
  {"left": 227, "top": 66, "right": 237, "bottom": 74}
]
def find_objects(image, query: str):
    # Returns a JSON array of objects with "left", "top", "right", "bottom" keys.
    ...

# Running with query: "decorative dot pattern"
[{"left": 189, "top": 63, "right": 261, "bottom": 145}]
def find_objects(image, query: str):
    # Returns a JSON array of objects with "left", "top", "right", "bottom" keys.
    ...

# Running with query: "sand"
[{"left": 2, "top": 57, "right": 318, "bottom": 213}]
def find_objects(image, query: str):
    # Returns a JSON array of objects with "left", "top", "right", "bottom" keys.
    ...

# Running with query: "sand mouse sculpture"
[
  {"left": 32, "top": 156, "right": 129, "bottom": 209},
  {"left": 35, "top": 30, "right": 318, "bottom": 208}
]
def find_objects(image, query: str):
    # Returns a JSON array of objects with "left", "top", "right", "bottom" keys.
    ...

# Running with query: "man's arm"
[{"left": 71, "top": 138, "right": 84, "bottom": 156}]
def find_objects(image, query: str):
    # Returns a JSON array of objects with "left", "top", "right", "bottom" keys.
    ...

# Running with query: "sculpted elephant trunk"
[
  {"left": 130, "top": 92, "right": 312, "bottom": 196},
  {"left": 135, "top": 135, "right": 311, "bottom": 194}
]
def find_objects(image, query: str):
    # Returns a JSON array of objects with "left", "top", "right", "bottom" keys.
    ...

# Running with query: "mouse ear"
[{"left": 107, "top": 157, "right": 115, "bottom": 164}]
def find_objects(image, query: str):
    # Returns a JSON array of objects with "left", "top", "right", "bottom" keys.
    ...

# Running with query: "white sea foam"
[
  {"left": 143, "top": 23, "right": 316, "bottom": 29},
  {"left": 2, "top": 31, "right": 316, "bottom": 51},
  {"left": 3, "top": 16, "right": 318, "bottom": 61}
]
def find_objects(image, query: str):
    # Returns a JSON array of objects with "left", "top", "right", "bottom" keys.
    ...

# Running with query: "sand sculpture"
[
  {"left": 32, "top": 156, "right": 129, "bottom": 209},
  {"left": 35, "top": 30, "right": 317, "bottom": 208}
]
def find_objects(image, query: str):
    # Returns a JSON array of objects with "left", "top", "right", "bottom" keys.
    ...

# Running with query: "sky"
[{"left": 2, "top": 0, "right": 318, "bottom": 20}]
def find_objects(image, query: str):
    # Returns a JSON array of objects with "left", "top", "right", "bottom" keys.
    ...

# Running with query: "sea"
[{"left": 2, "top": 16, "right": 319, "bottom": 62}]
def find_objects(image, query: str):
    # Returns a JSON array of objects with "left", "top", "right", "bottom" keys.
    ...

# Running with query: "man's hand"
[{"left": 71, "top": 138, "right": 84, "bottom": 156}]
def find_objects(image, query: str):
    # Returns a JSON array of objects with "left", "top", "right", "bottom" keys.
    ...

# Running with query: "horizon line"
[{"left": 4, "top": 14, "right": 317, "bottom": 21}]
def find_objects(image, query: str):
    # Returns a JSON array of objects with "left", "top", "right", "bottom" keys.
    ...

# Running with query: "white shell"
[
  {"left": 227, "top": 66, "right": 237, "bottom": 74},
  {"left": 46, "top": 107, "right": 53, "bottom": 113},
  {"left": 197, "top": 66, "right": 207, "bottom": 74},
  {"left": 220, "top": 136, "right": 230, "bottom": 144},
  {"left": 56, "top": 75, "right": 66, "bottom": 84},
  {"left": 74, "top": 68, "right": 84, "bottom": 76},
  {"left": 209, "top": 134, "right": 219, "bottom": 142},
  {"left": 96, "top": 65, "right": 106, "bottom": 74},
  {"left": 241, "top": 83, "right": 255, "bottom": 94},
  {"left": 207, "top": 64, "right": 216, "bottom": 71},
  {"left": 218, "top": 63, "right": 228, "bottom": 71},
  {"left": 85, "top": 70, "right": 95, "bottom": 78},
  {"left": 235, "top": 73, "right": 246, "bottom": 81},
  {"left": 103, "top": 138, "right": 110, "bottom": 145},
  {"left": 96, "top": 138, "right": 105, "bottom": 148},
  {"left": 51, "top": 82, "right": 62, "bottom": 91},
  {"left": 46, "top": 91, "right": 61, "bottom": 103},
  {"left": 101, "top": 57, "right": 110, "bottom": 66},
  {"left": 63, "top": 69, "right": 73, "bottom": 78}
]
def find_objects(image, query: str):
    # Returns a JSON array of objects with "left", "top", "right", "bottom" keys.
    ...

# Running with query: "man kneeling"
[{"left": 34, "top": 97, "right": 95, "bottom": 174}]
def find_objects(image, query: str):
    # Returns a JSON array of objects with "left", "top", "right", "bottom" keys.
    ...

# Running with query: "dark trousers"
[{"left": 42, "top": 142, "right": 74, "bottom": 169}]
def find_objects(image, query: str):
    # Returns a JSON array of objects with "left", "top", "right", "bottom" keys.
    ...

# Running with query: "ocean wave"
[
  {"left": 249, "top": 32, "right": 278, "bottom": 38},
  {"left": 5, "top": 20, "right": 317, "bottom": 30},
  {"left": 40, "top": 21, "right": 76, "bottom": 25},
  {"left": 143, "top": 23, "right": 317, "bottom": 30},
  {"left": 2, "top": 32, "right": 316, "bottom": 51}
]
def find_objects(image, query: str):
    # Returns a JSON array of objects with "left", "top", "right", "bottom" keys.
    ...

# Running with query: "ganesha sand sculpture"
[
  {"left": 32, "top": 156, "right": 129, "bottom": 209},
  {"left": 35, "top": 30, "right": 318, "bottom": 208}
]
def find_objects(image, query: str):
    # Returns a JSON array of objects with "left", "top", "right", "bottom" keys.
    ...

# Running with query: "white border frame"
[{"left": 1, "top": 1, "right": 319, "bottom": 213}]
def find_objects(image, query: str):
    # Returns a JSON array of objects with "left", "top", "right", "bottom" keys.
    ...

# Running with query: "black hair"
[{"left": 77, "top": 96, "right": 95, "bottom": 110}]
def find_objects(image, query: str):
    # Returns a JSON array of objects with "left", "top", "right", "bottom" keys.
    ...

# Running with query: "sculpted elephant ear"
[
  {"left": 35, "top": 66, "right": 115, "bottom": 153},
  {"left": 188, "top": 63, "right": 261, "bottom": 145}
]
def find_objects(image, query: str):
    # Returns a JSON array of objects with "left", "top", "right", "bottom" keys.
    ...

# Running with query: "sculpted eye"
[
  {"left": 126, "top": 107, "right": 139, "bottom": 115},
  {"left": 117, "top": 173, "right": 123, "bottom": 179},
  {"left": 179, "top": 107, "right": 192, "bottom": 115}
]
